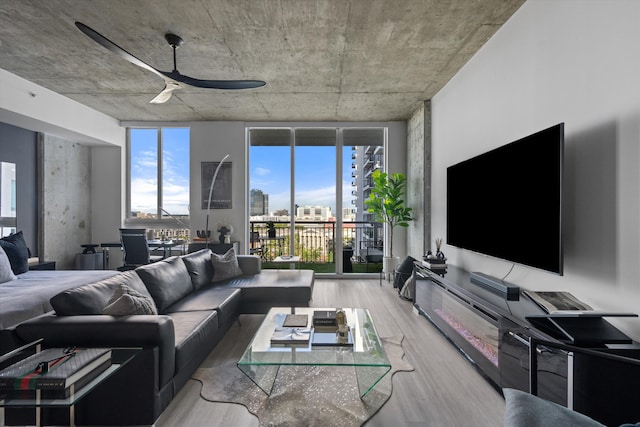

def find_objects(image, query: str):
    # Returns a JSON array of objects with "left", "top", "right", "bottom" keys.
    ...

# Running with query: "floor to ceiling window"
[
  {"left": 248, "top": 126, "right": 384, "bottom": 274},
  {"left": 127, "top": 127, "right": 190, "bottom": 241}
]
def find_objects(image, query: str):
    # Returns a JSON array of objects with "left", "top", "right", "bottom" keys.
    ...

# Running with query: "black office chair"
[{"left": 118, "top": 228, "right": 163, "bottom": 271}]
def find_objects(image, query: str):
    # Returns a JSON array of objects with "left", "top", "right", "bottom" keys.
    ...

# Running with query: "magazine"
[{"left": 523, "top": 290, "right": 593, "bottom": 313}]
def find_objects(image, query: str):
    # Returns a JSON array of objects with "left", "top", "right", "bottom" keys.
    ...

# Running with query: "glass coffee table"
[{"left": 237, "top": 307, "right": 391, "bottom": 398}]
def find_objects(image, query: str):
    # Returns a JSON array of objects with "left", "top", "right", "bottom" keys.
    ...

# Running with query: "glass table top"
[{"left": 237, "top": 307, "right": 391, "bottom": 397}]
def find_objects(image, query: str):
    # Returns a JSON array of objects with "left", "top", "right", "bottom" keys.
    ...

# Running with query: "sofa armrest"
[
  {"left": 238, "top": 255, "right": 261, "bottom": 275},
  {"left": 15, "top": 313, "right": 176, "bottom": 387}
]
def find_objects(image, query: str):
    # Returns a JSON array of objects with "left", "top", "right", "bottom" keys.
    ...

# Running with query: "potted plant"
[
  {"left": 365, "top": 170, "right": 413, "bottom": 276},
  {"left": 266, "top": 221, "right": 277, "bottom": 238}
]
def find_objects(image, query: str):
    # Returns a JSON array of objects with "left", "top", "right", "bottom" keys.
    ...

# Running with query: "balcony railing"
[{"left": 249, "top": 221, "right": 383, "bottom": 273}]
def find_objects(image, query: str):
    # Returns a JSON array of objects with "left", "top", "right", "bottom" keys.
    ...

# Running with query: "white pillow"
[
  {"left": 103, "top": 284, "right": 158, "bottom": 315},
  {"left": 0, "top": 245, "right": 17, "bottom": 284}
]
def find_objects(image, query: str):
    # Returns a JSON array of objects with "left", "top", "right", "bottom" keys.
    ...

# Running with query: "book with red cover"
[{"left": 0, "top": 348, "right": 111, "bottom": 398}]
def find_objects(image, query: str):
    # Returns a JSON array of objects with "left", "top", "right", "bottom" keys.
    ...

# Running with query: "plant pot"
[{"left": 383, "top": 256, "right": 400, "bottom": 281}]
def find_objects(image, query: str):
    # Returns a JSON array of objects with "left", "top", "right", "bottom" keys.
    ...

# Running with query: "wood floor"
[{"left": 155, "top": 278, "right": 506, "bottom": 427}]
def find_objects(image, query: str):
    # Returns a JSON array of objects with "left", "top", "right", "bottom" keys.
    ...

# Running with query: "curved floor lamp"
[{"left": 204, "top": 154, "right": 230, "bottom": 245}]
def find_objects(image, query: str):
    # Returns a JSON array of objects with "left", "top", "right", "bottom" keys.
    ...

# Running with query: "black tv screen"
[{"left": 447, "top": 123, "right": 564, "bottom": 275}]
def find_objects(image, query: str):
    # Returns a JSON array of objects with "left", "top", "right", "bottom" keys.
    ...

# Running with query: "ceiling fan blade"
[
  {"left": 75, "top": 22, "right": 165, "bottom": 80},
  {"left": 162, "top": 71, "right": 266, "bottom": 90},
  {"left": 149, "top": 81, "right": 183, "bottom": 104}
]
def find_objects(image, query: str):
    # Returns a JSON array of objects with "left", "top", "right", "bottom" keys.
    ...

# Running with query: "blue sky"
[
  {"left": 250, "top": 145, "right": 355, "bottom": 214},
  {"left": 130, "top": 128, "right": 190, "bottom": 215}
]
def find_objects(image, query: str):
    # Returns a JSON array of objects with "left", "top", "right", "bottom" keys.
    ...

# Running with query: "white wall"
[
  {"left": 431, "top": 0, "right": 640, "bottom": 338},
  {"left": 190, "top": 122, "right": 248, "bottom": 253}
]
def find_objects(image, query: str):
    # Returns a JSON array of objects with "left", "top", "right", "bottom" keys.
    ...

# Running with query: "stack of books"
[
  {"left": 312, "top": 310, "right": 337, "bottom": 332},
  {"left": 270, "top": 327, "right": 311, "bottom": 345},
  {"left": 0, "top": 347, "right": 112, "bottom": 399},
  {"left": 422, "top": 257, "right": 447, "bottom": 270}
]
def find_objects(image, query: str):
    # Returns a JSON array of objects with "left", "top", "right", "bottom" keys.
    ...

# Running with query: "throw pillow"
[
  {"left": 51, "top": 272, "right": 153, "bottom": 316},
  {"left": 103, "top": 284, "right": 158, "bottom": 316},
  {"left": 0, "top": 245, "right": 17, "bottom": 284},
  {"left": 211, "top": 247, "right": 243, "bottom": 282},
  {"left": 393, "top": 255, "right": 416, "bottom": 290},
  {"left": 0, "top": 231, "right": 29, "bottom": 274},
  {"left": 136, "top": 256, "right": 192, "bottom": 312},
  {"left": 181, "top": 248, "right": 214, "bottom": 290}
]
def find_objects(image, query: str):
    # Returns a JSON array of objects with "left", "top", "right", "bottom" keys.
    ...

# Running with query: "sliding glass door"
[{"left": 248, "top": 126, "right": 384, "bottom": 274}]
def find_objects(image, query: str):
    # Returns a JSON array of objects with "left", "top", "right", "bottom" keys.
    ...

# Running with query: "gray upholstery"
[
  {"left": 211, "top": 248, "right": 244, "bottom": 282},
  {"left": 503, "top": 388, "right": 605, "bottom": 427}
]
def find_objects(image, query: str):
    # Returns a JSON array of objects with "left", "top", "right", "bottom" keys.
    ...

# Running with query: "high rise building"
[
  {"left": 351, "top": 143, "right": 384, "bottom": 255},
  {"left": 250, "top": 189, "right": 269, "bottom": 216}
]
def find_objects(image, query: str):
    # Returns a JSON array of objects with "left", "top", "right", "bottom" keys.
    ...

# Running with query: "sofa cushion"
[
  {"left": 169, "top": 310, "right": 219, "bottom": 373},
  {"left": 220, "top": 270, "right": 314, "bottom": 314},
  {"left": 181, "top": 248, "right": 213, "bottom": 290},
  {"left": 0, "top": 245, "right": 16, "bottom": 284},
  {"left": 136, "top": 256, "right": 193, "bottom": 313},
  {"left": 103, "top": 284, "right": 158, "bottom": 315},
  {"left": 211, "top": 248, "right": 243, "bottom": 282},
  {"left": 237, "top": 255, "right": 261, "bottom": 275},
  {"left": 165, "top": 287, "right": 241, "bottom": 325},
  {"left": 0, "top": 231, "right": 29, "bottom": 274},
  {"left": 51, "top": 271, "right": 151, "bottom": 315}
]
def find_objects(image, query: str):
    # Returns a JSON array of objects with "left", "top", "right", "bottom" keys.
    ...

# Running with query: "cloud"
[
  {"left": 130, "top": 178, "right": 189, "bottom": 215},
  {"left": 254, "top": 167, "right": 270, "bottom": 176}
]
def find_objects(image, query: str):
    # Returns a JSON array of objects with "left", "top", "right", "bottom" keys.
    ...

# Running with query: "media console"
[{"left": 413, "top": 263, "right": 640, "bottom": 423}]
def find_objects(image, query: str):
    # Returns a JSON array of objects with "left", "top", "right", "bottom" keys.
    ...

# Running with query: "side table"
[
  {"left": 0, "top": 341, "right": 140, "bottom": 427},
  {"left": 273, "top": 255, "right": 301, "bottom": 269}
]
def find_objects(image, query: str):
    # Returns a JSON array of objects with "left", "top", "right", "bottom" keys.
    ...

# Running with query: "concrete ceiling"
[{"left": 0, "top": 0, "right": 525, "bottom": 123}]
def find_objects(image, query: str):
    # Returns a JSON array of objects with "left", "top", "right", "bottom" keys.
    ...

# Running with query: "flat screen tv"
[{"left": 447, "top": 123, "right": 564, "bottom": 275}]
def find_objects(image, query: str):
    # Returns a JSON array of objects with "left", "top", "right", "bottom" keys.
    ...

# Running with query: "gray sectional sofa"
[{"left": 7, "top": 249, "right": 314, "bottom": 426}]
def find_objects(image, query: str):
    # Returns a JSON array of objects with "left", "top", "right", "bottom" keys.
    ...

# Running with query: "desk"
[{"left": 187, "top": 241, "right": 239, "bottom": 254}]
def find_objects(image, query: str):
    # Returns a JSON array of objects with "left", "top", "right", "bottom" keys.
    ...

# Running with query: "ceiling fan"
[{"left": 75, "top": 22, "right": 266, "bottom": 104}]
